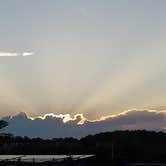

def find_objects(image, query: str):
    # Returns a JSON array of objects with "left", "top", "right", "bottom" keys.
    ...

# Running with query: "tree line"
[{"left": 1, "top": 120, "right": 166, "bottom": 162}]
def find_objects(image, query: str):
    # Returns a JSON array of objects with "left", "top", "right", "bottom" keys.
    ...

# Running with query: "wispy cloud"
[
  {"left": 0, "top": 52, "right": 34, "bottom": 57},
  {"left": 22, "top": 52, "right": 34, "bottom": 56}
]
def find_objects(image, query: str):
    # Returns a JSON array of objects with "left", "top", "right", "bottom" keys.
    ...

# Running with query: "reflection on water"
[{"left": 0, "top": 155, "right": 94, "bottom": 163}]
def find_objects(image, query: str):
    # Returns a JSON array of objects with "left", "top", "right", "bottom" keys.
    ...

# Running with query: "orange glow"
[
  {"left": 29, "top": 113, "right": 87, "bottom": 125},
  {"left": 26, "top": 109, "right": 166, "bottom": 125}
]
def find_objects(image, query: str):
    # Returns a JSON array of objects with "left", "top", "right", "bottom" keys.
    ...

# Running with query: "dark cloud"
[{"left": 1, "top": 110, "right": 166, "bottom": 138}]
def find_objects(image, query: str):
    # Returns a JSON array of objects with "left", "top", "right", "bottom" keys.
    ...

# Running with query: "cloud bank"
[
  {"left": 1, "top": 109, "right": 166, "bottom": 138},
  {"left": 0, "top": 52, "right": 34, "bottom": 57}
]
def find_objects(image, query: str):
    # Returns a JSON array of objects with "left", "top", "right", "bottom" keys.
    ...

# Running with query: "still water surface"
[{"left": 0, "top": 155, "right": 94, "bottom": 163}]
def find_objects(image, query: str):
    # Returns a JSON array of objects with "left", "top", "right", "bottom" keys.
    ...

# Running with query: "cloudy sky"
[
  {"left": 2, "top": 109, "right": 166, "bottom": 138},
  {"left": 0, "top": 0, "right": 166, "bottom": 121}
]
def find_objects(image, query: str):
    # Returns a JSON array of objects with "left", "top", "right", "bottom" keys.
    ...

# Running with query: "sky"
[{"left": 0, "top": 0, "right": 166, "bottom": 120}]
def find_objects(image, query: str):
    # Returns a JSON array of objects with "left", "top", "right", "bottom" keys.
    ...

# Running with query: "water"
[{"left": 0, "top": 155, "right": 94, "bottom": 163}]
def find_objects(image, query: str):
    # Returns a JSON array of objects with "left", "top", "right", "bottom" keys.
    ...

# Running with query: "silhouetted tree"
[
  {"left": 0, "top": 120, "right": 8, "bottom": 130},
  {"left": 1, "top": 130, "right": 166, "bottom": 163}
]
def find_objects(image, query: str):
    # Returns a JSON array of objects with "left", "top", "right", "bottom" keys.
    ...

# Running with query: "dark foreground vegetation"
[{"left": 1, "top": 130, "right": 166, "bottom": 164}]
